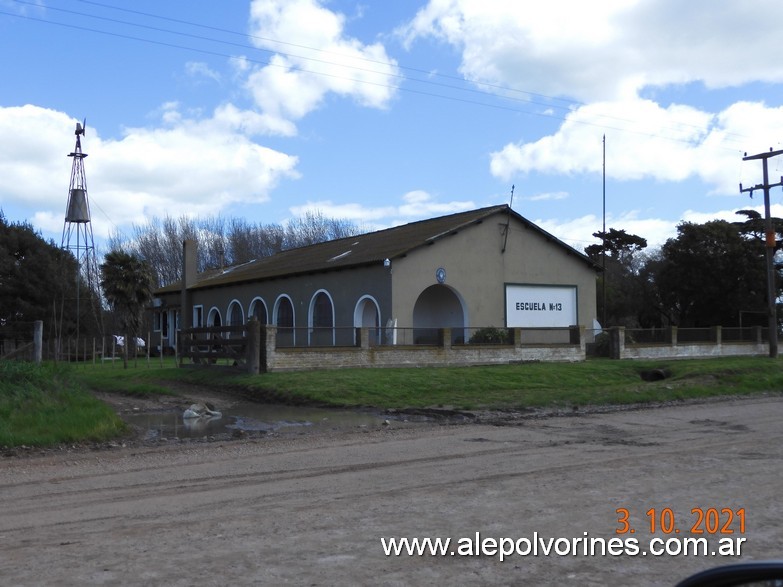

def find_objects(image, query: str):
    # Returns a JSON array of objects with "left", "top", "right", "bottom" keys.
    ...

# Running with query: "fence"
[
  {"left": 272, "top": 325, "right": 582, "bottom": 349},
  {"left": 609, "top": 326, "right": 769, "bottom": 359},
  {"left": 1, "top": 321, "right": 175, "bottom": 367},
  {"left": 178, "top": 324, "right": 260, "bottom": 372},
  {"left": 261, "top": 324, "right": 586, "bottom": 372},
  {"left": 2, "top": 321, "right": 774, "bottom": 370}
]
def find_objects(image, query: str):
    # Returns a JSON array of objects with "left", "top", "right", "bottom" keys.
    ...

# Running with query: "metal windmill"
[{"left": 61, "top": 119, "right": 102, "bottom": 341}]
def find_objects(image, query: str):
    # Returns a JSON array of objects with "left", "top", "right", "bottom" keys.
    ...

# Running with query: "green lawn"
[
  {"left": 4, "top": 356, "right": 780, "bottom": 448},
  {"left": 75, "top": 355, "right": 783, "bottom": 410},
  {"left": 0, "top": 361, "right": 125, "bottom": 447}
]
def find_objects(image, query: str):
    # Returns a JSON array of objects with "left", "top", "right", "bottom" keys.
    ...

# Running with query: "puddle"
[{"left": 122, "top": 401, "right": 391, "bottom": 440}]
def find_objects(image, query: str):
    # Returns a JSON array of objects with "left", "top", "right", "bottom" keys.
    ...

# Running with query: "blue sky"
[{"left": 1, "top": 0, "right": 783, "bottom": 255}]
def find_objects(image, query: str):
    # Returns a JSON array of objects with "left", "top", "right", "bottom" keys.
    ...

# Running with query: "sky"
[{"left": 1, "top": 0, "right": 783, "bottom": 257}]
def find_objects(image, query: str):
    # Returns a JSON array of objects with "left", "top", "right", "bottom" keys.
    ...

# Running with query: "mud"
[{"left": 1, "top": 393, "right": 781, "bottom": 586}]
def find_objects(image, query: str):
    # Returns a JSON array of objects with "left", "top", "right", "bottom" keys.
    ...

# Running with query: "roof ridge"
[{"left": 277, "top": 203, "right": 508, "bottom": 255}]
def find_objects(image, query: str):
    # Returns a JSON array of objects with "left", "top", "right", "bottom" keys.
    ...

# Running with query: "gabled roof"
[{"left": 156, "top": 204, "right": 598, "bottom": 294}]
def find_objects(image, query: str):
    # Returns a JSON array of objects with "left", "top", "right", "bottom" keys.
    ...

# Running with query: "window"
[
  {"left": 153, "top": 312, "right": 162, "bottom": 332},
  {"left": 309, "top": 290, "right": 334, "bottom": 346},
  {"left": 276, "top": 297, "right": 294, "bottom": 329},
  {"left": 312, "top": 292, "right": 333, "bottom": 328},
  {"left": 275, "top": 296, "right": 295, "bottom": 347},
  {"left": 228, "top": 301, "right": 244, "bottom": 326},
  {"left": 207, "top": 307, "right": 221, "bottom": 327},
  {"left": 250, "top": 298, "right": 268, "bottom": 324}
]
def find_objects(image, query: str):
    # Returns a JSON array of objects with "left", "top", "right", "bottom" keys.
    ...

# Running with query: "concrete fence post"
[
  {"left": 671, "top": 326, "right": 678, "bottom": 347},
  {"left": 261, "top": 325, "right": 277, "bottom": 373},
  {"left": 609, "top": 327, "right": 625, "bottom": 359},
  {"left": 713, "top": 325, "right": 722, "bottom": 346},
  {"left": 513, "top": 328, "right": 522, "bottom": 348},
  {"left": 440, "top": 328, "right": 452, "bottom": 349},
  {"left": 33, "top": 320, "right": 43, "bottom": 364},
  {"left": 246, "top": 318, "right": 261, "bottom": 375},
  {"left": 569, "top": 325, "right": 580, "bottom": 345},
  {"left": 358, "top": 327, "right": 370, "bottom": 350}
]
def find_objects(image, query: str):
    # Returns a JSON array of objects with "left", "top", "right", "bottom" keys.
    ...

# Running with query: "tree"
[
  {"left": 0, "top": 211, "right": 84, "bottom": 338},
  {"left": 649, "top": 219, "right": 777, "bottom": 327},
  {"left": 100, "top": 250, "right": 155, "bottom": 367},
  {"left": 109, "top": 210, "right": 363, "bottom": 288},
  {"left": 585, "top": 228, "right": 648, "bottom": 327}
]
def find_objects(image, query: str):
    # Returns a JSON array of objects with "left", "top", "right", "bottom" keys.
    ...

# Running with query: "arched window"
[
  {"left": 354, "top": 295, "right": 381, "bottom": 345},
  {"left": 228, "top": 300, "right": 244, "bottom": 326},
  {"left": 309, "top": 290, "right": 334, "bottom": 346},
  {"left": 227, "top": 300, "right": 244, "bottom": 338},
  {"left": 274, "top": 296, "right": 295, "bottom": 347},
  {"left": 207, "top": 307, "right": 222, "bottom": 327},
  {"left": 312, "top": 291, "right": 333, "bottom": 328},
  {"left": 249, "top": 297, "right": 268, "bottom": 324}
]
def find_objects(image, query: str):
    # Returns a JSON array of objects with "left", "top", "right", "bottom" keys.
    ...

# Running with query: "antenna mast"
[
  {"left": 61, "top": 119, "right": 103, "bottom": 344},
  {"left": 501, "top": 184, "right": 515, "bottom": 253}
]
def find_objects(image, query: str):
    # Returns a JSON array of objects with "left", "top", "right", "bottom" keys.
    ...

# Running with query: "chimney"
[{"left": 181, "top": 239, "right": 197, "bottom": 330}]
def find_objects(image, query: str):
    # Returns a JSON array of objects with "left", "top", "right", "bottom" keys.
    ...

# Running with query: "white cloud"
[
  {"left": 0, "top": 104, "right": 299, "bottom": 239},
  {"left": 527, "top": 191, "right": 569, "bottom": 202},
  {"left": 490, "top": 99, "right": 783, "bottom": 195},
  {"left": 400, "top": 0, "right": 783, "bottom": 103},
  {"left": 245, "top": 0, "right": 401, "bottom": 135},
  {"left": 399, "top": 2, "right": 783, "bottom": 196},
  {"left": 288, "top": 191, "right": 476, "bottom": 228},
  {"left": 185, "top": 61, "right": 222, "bottom": 83}
]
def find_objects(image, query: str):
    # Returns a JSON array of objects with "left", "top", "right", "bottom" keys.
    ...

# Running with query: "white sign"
[{"left": 505, "top": 285, "right": 577, "bottom": 328}]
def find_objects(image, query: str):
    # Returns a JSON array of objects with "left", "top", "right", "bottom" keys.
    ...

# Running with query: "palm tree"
[{"left": 100, "top": 250, "right": 155, "bottom": 368}]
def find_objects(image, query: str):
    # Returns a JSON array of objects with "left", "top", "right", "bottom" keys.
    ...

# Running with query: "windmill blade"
[{"left": 82, "top": 117, "right": 87, "bottom": 137}]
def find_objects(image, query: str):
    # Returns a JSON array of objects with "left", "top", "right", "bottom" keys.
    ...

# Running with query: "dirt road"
[{"left": 1, "top": 395, "right": 781, "bottom": 586}]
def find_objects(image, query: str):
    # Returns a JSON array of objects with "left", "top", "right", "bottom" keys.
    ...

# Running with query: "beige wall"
[{"left": 390, "top": 213, "right": 597, "bottom": 329}]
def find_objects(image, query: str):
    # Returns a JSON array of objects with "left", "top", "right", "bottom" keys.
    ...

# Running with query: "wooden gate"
[{"left": 179, "top": 324, "right": 249, "bottom": 367}]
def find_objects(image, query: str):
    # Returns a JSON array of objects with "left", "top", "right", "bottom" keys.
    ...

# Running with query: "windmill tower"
[{"left": 61, "top": 119, "right": 102, "bottom": 341}]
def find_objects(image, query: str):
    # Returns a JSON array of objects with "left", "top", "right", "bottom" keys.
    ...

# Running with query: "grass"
[
  {"left": 75, "top": 355, "right": 783, "bottom": 411},
  {"left": 0, "top": 361, "right": 126, "bottom": 447},
  {"left": 5, "top": 356, "right": 780, "bottom": 447}
]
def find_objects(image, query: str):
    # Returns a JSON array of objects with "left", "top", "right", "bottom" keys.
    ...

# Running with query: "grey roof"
[{"left": 156, "top": 204, "right": 597, "bottom": 294}]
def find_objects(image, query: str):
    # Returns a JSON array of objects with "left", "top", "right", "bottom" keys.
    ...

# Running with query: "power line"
[{"left": 3, "top": 0, "right": 755, "bottom": 150}]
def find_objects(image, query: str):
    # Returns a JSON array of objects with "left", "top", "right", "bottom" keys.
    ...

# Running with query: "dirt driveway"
[{"left": 1, "top": 394, "right": 781, "bottom": 586}]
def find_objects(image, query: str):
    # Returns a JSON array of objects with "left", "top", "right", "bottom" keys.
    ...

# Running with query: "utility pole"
[
  {"left": 602, "top": 134, "right": 607, "bottom": 328},
  {"left": 740, "top": 148, "right": 783, "bottom": 358}
]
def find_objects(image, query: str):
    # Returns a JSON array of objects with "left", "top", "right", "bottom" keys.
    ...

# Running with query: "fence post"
[
  {"left": 358, "top": 327, "right": 371, "bottom": 350},
  {"left": 609, "top": 327, "right": 625, "bottom": 359},
  {"left": 577, "top": 326, "right": 586, "bottom": 356},
  {"left": 440, "top": 328, "right": 452, "bottom": 349},
  {"left": 246, "top": 319, "right": 261, "bottom": 375},
  {"left": 261, "top": 325, "right": 277, "bottom": 373},
  {"left": 513, "top": 328, "right": 522, "bottom": 348},
  {"left": 33, "top": 320, "right": 43, "bottom": 364},
  {"left": 713, "top": 325, "right": 722, "bottom": 346},
  {"left": 671, "top": 326, "right": 678, "bottom": 347}
]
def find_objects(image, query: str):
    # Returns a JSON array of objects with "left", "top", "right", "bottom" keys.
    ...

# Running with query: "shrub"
[{"left": 469, "top": 327, "right": 512, "bottom": 345}]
